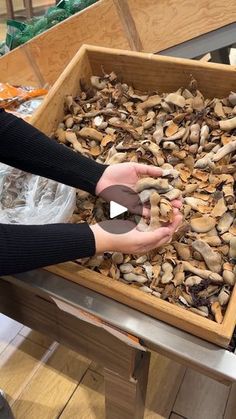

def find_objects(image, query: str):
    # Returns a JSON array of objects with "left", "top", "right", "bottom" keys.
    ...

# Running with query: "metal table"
[{"left": 0, "top": 269, "right": 236, "bottom": 419}]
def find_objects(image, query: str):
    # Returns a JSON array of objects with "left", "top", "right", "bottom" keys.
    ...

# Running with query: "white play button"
[{"left": 110, "top": 201, "right": 128, "bottom": 219}]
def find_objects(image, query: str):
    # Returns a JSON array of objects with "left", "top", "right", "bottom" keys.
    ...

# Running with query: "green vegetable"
[{"left": 2, "top": 0, "right": 98, "bottom": 54}]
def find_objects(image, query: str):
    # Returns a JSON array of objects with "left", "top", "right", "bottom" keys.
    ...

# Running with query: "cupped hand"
[
  {"left": 96, "top": 162, "right": 163, "bottom": 195},
  {"left": 90, "top": 209, "right": 182, "bottom": 255},
  {"left": 95, "top": 162, "right": 181, "bottom": 217}
]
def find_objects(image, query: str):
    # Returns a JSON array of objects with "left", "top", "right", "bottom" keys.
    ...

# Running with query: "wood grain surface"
[
  {"left": 26, "top": 0, "right": 130, "bottom": 86},
  {"left": 1, "top": 0, "right": 236, "bottom": 87},
  {"left": 32, "top": 45, "right": 236, "bottom": 134},
  {"left": 60, "top": 370, "right": 105, "bottom": 419},
  {"left": 12, "top": 345, "right": 90, "bottom": 419},
  {"left": 86, "top": 46, "right": 236, "bottom": 97},
  {"left": 20, "top": 327, "right": 55, "bottom": 350},
  {"left": 128, "top": 0, "right": 236, "bottom": 52},
  {"left": 113, "top": 0, "right": 143, "bottom": 51},
  {"left": 0, "top": 46, "right": 41, "bottom": 86},
  {"left": 0, "top": 335, "right": 50, "bottom": 404}
]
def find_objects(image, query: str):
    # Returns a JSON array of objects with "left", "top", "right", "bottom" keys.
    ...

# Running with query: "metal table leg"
[{"left": 210, "top": 47, "right": 231, "bottom": 64}]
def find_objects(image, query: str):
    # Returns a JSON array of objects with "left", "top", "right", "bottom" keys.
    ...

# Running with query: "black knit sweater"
[{"left": 0, "top": 109, "right": 107, "bottom": 275}]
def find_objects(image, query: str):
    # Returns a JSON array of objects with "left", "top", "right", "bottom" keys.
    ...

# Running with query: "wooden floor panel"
[
  {"left": 0, "top": 334, "right": 50, "bottom": 405},
  {"left": 59, "top": 370, "right": 105, "bottom": 419},
  {"left": 12, "top": 345, "right": 91, "bottom": 419},
  {"left": 20, "top": 326, "right": 55, "bottom": 350},
  {"left": 174, "top": 369, "right": 230, "bottom": 419}
]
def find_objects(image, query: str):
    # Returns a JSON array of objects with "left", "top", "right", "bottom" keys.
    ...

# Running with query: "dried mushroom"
[{"left": 53, "top": 72, "right": 236, "bottom": 323}]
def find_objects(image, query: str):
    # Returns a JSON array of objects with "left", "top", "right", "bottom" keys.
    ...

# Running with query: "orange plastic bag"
[{"left": 0, "top": 82, "right": 48, "bottom": 109}]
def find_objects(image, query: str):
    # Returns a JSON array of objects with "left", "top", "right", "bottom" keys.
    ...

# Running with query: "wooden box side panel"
[
  {"left": 87, "top": 46, "right": 236, "bottom": 98},
  {"left": 32, "top": 45, "right": 236, "bottom": 134},
  {"left": 222, "top": 283, "right": 236, "bottom": 341},
  {"left": 128, "top": 0, "right": 236, "bottom": 52},
  {"left": 31, "top": 46, "right": 92, "bottom": 135},
  {"left": 46, "top": 262, "right": 231, "bottom": 348},
  {"left": 0, "top": 46, "right": 41, "bottom": 87},
  {"left": 1, "top": 0, "right": 236, "bottom": 89},
  {"left": 26, "top": 0, "right": 130, "bottom": 87}
]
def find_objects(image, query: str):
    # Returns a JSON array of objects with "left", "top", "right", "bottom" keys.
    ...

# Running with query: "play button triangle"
[{"left": 110, "top": 201, "right": 128, "bottom": 218}]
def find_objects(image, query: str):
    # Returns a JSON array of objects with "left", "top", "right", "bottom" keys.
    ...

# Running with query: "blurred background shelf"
[{"left": 0, "top": 0, "right": 53, "bottom": 18}]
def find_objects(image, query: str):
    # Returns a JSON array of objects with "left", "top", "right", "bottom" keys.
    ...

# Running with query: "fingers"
[
  {"left": 171, "top": 199, "right": 182, "bottom": 209},
  {"left": 154, "top": 235, "right": 172, "bottom": 248},
  {"left": 142, "top": 206, "right": 151, "bottom": 218},
  {"left": 145, "top": 226, "right": 172, "bottom": 242},
  {"left": 146, "top": 215, "right": 182, "bottom": 248},
  {"left": 168, "top": 211, "right": 183, "bottom": 233},
  {"left": 133, "top": 163, "right": 163, "bottom": 178}
]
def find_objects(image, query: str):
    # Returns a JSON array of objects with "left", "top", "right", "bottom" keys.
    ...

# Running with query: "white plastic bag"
[{"left": 0, "top": 163, "right": 76, "bottom": 224}]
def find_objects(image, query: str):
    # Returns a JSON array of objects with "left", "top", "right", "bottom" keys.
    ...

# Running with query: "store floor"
[{"left": 0, "top": 313, "right": 235, "bottom": 419}]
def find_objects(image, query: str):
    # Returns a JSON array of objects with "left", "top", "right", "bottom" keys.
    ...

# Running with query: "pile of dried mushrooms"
[{"left": 53, "top": 72, "right": 236, "bottom": 323}]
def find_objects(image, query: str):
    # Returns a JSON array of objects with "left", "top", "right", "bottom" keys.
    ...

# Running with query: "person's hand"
[
  {"left": 96, "top": 162, "right": 163, "bottom": 194},
  {"left": 90, "top": 208, "right": 182, "bottom": 254},
  {"left": 95, "top": 163, "right": 181, "bottom": 217}
]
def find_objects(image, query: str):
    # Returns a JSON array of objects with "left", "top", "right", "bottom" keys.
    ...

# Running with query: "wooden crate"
[
  {"left": 0, "top": 0, "right": 236, "bottom": 87},
  {"left": 31, "top": 44, "right": 236, "bottom": 348}
]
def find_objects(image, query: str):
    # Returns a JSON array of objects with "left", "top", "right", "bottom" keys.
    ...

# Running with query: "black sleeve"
[
  {"left": 0, "top": 222, "right": 96, "bottom": 276},
  {"left": 0, "top": 109, "right": 107, "bottom": 195}
]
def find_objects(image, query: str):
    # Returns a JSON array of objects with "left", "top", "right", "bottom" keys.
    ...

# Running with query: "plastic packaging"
[
  {"left": 5, "top": 96, "right": 45, "bottom": 120},
  {"left": 0, "top": 164, "right": 76, "bottom": 225},
  {"left": 0, "top": 82, "right": 48, "bottom": 109}
]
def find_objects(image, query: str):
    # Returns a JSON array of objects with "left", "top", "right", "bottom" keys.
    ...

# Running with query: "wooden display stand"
[
  {"left": 31, "top": 44, "right": 236, "bottom": 348},
  {"left": 0, "top": 0, "right": 236, "bottom": 87}
]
